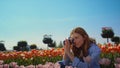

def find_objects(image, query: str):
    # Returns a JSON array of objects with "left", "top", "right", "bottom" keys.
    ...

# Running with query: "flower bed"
[
  {"left": 0, "top": 43, "right": 120, "bottom": 68},
  {"left": 0, "top": 48, "right": 64, "bottom": 66},
  {"left": 98, "top": 43, "right": 120, "bottom": 68}
]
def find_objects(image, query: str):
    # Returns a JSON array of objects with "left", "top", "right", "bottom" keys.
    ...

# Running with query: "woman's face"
[{"left": 71, "top": 33, "right": 85, "bottom": 48}]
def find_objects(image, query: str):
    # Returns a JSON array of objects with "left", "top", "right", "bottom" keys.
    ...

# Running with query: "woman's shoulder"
[
  {"left": 89, "top": 43, "right": 101, "bottom": 51},
  {"left": 90, "top": 43, "right": 97, "bottom": 46},
  {"left": 88, "top": 43, "right": 101, "bottom": 55}
]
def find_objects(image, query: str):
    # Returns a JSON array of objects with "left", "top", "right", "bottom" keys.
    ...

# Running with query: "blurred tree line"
[{"left": 0, "top": 40, "right": 63, "bottom": 51}]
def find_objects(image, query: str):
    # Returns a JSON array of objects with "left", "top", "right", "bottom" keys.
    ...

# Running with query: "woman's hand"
[
  {"left": 64, "top": 39, "right": 71, "bottom": 54},
  {"left": 63, "top": 39, "right": 74, "bottom": 61},
  {"left": 83, "top": 56, "right": 91, "bottom": 63}
]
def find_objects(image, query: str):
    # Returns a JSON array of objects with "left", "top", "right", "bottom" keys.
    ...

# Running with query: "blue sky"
[{"left": 0, "top": 0, "right": 120, "bottom": 50}]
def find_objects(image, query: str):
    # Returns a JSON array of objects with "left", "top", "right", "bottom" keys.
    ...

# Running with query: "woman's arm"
[
  {"left": 87, "top": 44, "right": 101, "bottom": 67},
  {"left": 63, "top": 53, "right": 68, "bottom": 60},
  {"left": 72, "top": 57, "right": 89, "bottom": 68},
  {"left": 72, "top": 44, "right": 101, "bottom": 68},
  {"left": 62, "top": 53, "right": 71, "bottom": 65},
  {"left": 85, "top": 44, "right": 101, "bottom": 63},
  {"left": 63, "top": 39, "right": 73, "bottom": 65}
]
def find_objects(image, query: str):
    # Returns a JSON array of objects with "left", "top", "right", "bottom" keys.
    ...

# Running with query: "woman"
[{"left": 59, "top": 27, "right": 101, "bottom": 68}]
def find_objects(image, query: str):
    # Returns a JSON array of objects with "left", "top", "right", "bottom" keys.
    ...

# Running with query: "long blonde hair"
[{"left": 70, "top": 27, "right": 91, "bottom": 58}]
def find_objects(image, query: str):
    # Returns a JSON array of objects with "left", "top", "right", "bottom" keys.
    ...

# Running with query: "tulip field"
[
  {"left": 99, "top": 43, "right": 120, "bottom": 68},
  {"left": 0, "top": 48, "right": 64, "bottom": 68},
  {"left": 0, "top": 43, "right": 120, "bottom": 68}
]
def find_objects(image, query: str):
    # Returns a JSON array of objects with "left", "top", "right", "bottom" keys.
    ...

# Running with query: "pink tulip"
[
  {"left": 0, "top": 65, "right": 3, "bottom": 68},
  {"left": 15, "top": 65, "right": 19, "bottom": 68},
  {"left": 0, "top": 60, "right": 4, "bottom": 65},
  {"left": 43, "top": 62, "right": 54, "bottom": 68},
  {"left": 43, "top": 64, "right": 51, "bottom": 68},
  {"left": 36, "top": 64, "right": 43, "bottom": 68},
  {"left": 115, "top": 58, "right": 120, "bottom": 64},
  {"left": 54, "top": 62, "right": 60, "bottom": 68},
  {"left": 48, "top": 66, "right": 54, "bottom": 68},
  {"left": 99, "top": 58, "right": 111, "bottom": 65},
  {"left": 3, "top": 64, "right": 9, "bottom": 68},
  {"left": 105, "top": 58, "right": 111, "bottom": 65},
  {"left": 9, "top": 62, "right": 17, "bottom": 68},
  {"left": 26, "top": 65, "right": 35, "bottom": 68},
  {"left": 114, "top": 63, "right": 120, "bottom": 68},
  {"left": 19, "top": 65, "right": 25, "bottom": 68},
  {"left": 99, "top": 58, "right": 106, "bottom": 65}
]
